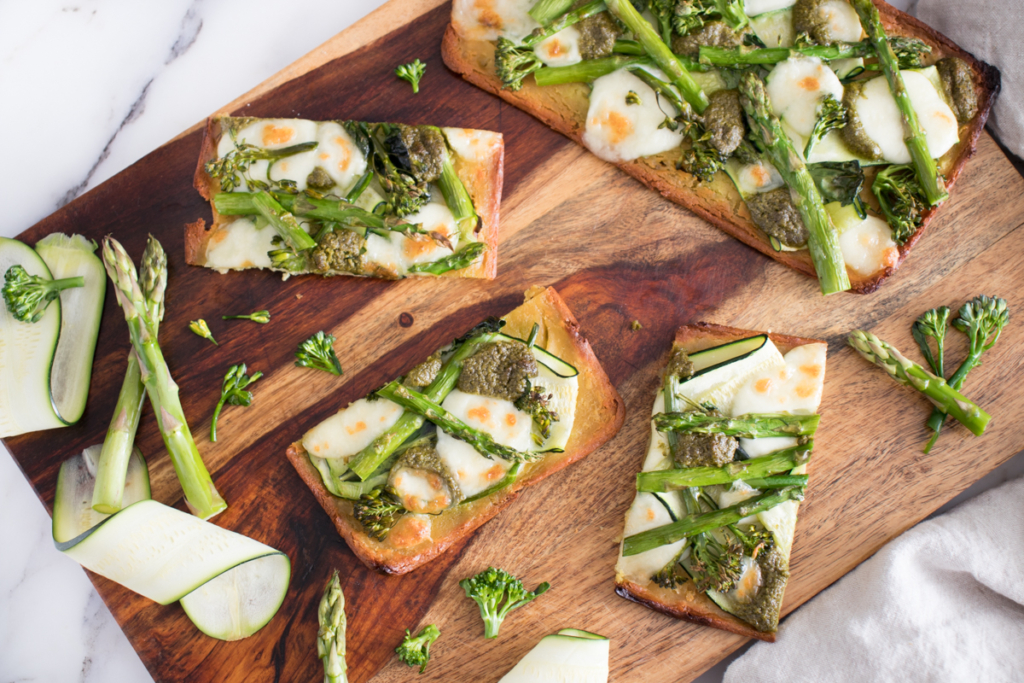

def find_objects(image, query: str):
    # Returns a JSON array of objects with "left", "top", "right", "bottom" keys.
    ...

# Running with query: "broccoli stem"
[
  {"left": 407, "top": 242, "right": 486, "bottom": 276},
  {"left": 653, "top": 412, "right": 819, "bottom": 438},
  {"left": 848, "top": 329, "right": 991, "bottom": 436},
  {"left": 606, "top": 0, "right": 710, "bottom": 113},
  {"left": 852, "top": 0, "right": 947, "bottom": 206},
  {"left": 739, "top": 72, "right": 851, "bottom": 295},
  {"left": 716, "top": 0, "right": 750, "bottom": 29},
  {"left": 376, "top": 381, "right": 539, "bottom": 463},
  {"left": 437, "top": 144, "right": 478, "bottom": 237},
  {"left": 529, "top": 0, "right": 575, "bottom": 25},
  {"left": 534, "top": 55, "right": 653, "bottom": 86},
  {"left": 249, "top": 191, "right": 317, "bottom": 251},
  {"left": 622, "top": 487, "right": 805, "bottom": 556},
  {"left": 92, "top": 237, "right": 166, "bottom": 514},
  {"left": 636, "top": 443, "right": 813, "bottom": 491},
  {"left": 347, "top": 332, "right": 502, "bottom": 479}
]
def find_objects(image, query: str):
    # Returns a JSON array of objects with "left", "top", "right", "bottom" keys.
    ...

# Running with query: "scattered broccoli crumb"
[
  {"left": 395, "top": 624, "right": 441, "bottom": 673},
  {"left": 189, "top": 319, "right": 218, "bottom": 345},
  {"left": 395, "top": 59, "right": 426, "bottom": 93},
  {"left": 626, "top": 90, "right": 641, "bottom": 105},
  {"left": 631, "top": 320, "right": 643, "bottom": 331},
  {"left": 295, "top": 331, "right": 343, "bottom": 375}
]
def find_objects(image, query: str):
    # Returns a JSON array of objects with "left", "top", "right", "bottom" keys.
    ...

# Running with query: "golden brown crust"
[
  {"left": 614, "top": 322, "right": 825, "bottom": 642},
  {"left": 185, "top": 116, "right": 504, "bottom": 279},
  {"left": 286, "top": 285, "right": 625, "bottom": 574},
  {"left": 441, "top": 0, "right": 1000, "bottom": 294}
]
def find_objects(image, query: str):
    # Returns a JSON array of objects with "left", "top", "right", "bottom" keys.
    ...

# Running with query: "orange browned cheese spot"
[
  {"left": 798, "top": 76, "right": 821, "bottom": 91},
  {"left": 505, "top": 412, "right": 518, "bottom": 427},
  {"left": 882, "top": 246, "right": 899, "bottom": 269},
  {"left": 751, "top": 165, "right": 770, "bottom": 187},
  {"left": 210, "top": 229, "right": 230, "bottom": 245},
  {"left": 262, "top": 124, "right": 295, "bottom": 146},
  {"left": 319, "top": 152, "right": 330, "bottom": 161},
  {"left": 756, "top": 378, "right": 773, "bottom": 394},
  {"left": 598, "top": 109, "right": 634, "bottom": 144},
  {"left": 646, "top": 508, "right": 657, "bottom": 521},
  {"left": 474, "top": 0, "right": 502, "bottom": 29},
  {"left": 485, "top": 464, "right": 505, "bottom": 481},
  {"left": 404, "top": 235, "right": 437, "bottom": 260},
  {"left": 800, "top": 364, "right": 822, "bottom": 378},
  {"left": 545, "top": 39, "right": 565, "bottom": 58},
  {"left": 796, "top": 384, "right": 815, "bottom": 399},
  {"left": 389, "top": 516, "right": 431, "bottom": 548},
  {"left": 468, "top": 406, "right": 491, "bottom": 423},
  {"left": 346, "top": 420, "right": 368, "bottom": 435},
  {"left": 333, "top": 136, "right": 352, "bottom": 171}
]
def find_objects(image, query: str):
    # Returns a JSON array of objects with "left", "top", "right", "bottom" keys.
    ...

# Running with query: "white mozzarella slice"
[
  {"left": 616, "top": 492, "right": 687, "bottom": 581},
  {"left": 443, "top": 389, "right": 534, "bottom": 451},
  {"left": 731, "top": 343, "right": 828, "bottom": 417},
  {"left": 436, "top": 430, "right": 511, "bottom": 497},
  {"left": 815, "top": 0, "right": 863, "bottom": 42},
  {"left": 216, "top": 119, "right": 318, "bottom": 190},
  {"left": 390, "top": 467, "right": 452, "bottom": 514},
  {"left": 583, "top": 68, "right": 686, "bottom": 163},
  {"left": 736, "top": 159, "right": 785, "bottom": 196},
  {"left": 717, "top": 483, "right": 760, "bottom": 526},
  {"left": 757, "top": 498, "right": 799, "bottom": 556},
  {"left": 851, "top": 71, "right": 959, "bottom": 164},
  {"left": 443, "top": 127, "right": 503, "bottom": 165},
  {"left": 745, "top": 0, "right": 796, "bottom": 16},
  {"left": 313, "top": 122, "right": 367, "bottom": 193},
  {"left": 839, "top": 214, "right": 899, "bottom": 277},
  {"left": 642, "top": 393, "right": 673, "bottom": 472},
  {"left": 301, "top": 398, "right": 404, "bottom": 461},
  {"left": 451, "top": 0, "right": 539, "bottom": 42},
  {"left": 677, "top": 340, "right": 786, "bottom": 415},
  {"left": 767, "top": 57, "right": 845, "bottom": 139},
  {"left": 750, "top": 8, "right": 795, "bottom": 46},
  {"left": 724, "top": 555, "right": 763, "bottom": 603},
  {"left": 361, "top": 203, "right": 457, "bottom": 277},
  {"left": 533, "top": 364, "right": 579, "bottom": 452},
  {"left": 740, "top": 436, "right": 799, "bottom": 459},
  {"left": 534, "top": 26, "right": 582, "bottom": 67},
  {"left": 203, "top": 218, "right": 275, "bottom": 272}
]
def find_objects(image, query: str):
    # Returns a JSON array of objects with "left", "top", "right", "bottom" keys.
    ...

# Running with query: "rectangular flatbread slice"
[
  {"left": 286, "top": 285, "right": 624, "bottom": 574},
  {"left": 615, "top": 323, "right": 826, "bottom": 641},
  {"left": 187, "top": 116, "right": 503, "bottom": 279}
]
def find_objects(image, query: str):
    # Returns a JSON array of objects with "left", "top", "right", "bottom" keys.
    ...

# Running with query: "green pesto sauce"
[
  {"left": 310, "top": 229, "right": 365, "bottom": 275},
  {"left": 936, "top": 57, "right": 978, "bottom": 124},
  {"left": 398, "top": 124, "right": 446, "bottom": 184},
  {"left": 746, "top": 188, "right": 809, "bottom": 248},
  {"left": 672, "top": 21, "right": 741, "bottom": 58},
  {"left": 793, "top": 0, "right": 844, "bottom": 45},
  {"left": 457, "top": 341, "right": 538, "bottom": 401},
  {"left": 387, "top": 442, "right": 462, "bottom": 509},
  {"left": 674, "top": 432, "right": 739, "bottom": 468},
  {"left": 405, "top": 352, "right": 442, "bottom": 388},
  {"left": 704, "top": 89, "right": 746, "bottom": 157},
  {"left": 731, "top": 545, "right": 790, "bottom": 633},
  {"left": 842, "top": 82, "right": 885, "bottom": 161}
]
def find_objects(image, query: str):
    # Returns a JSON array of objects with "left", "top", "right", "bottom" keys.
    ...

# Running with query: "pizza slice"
[
  {"left": 615, "top": 323, "right": 826, "bottom": 640},
  {"left": 286, "top": 286, "right": 624, "bottom": 574},
  {"left": 187, "top": 116, "right": 503, "bottom": 279}
]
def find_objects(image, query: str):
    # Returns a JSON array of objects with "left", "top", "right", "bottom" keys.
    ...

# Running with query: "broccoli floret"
[
  {"left": 514, "top": 383, "right": 560, "bottom": 444},
  {"left": 352, "top": 487, "right": 407, "bottom": 541},
  {"left": 2, "top": 265, "right": 84, "bottom": 323},
  {"left": 808, "top": 161, "right": 866, "bottom": 215},
  {"left": 872, "top": 164, "right": 928, "bottom": 244},
  {"left": 459, "top": 567, "right": 551, "bottom": 638},
  {"left": 495, "top": 37, "right": 544, "bottom": 92},
  {"left": 395, "top": 624, "right": 440, "bottom": 673},
  {"left": 912, "top": 306, "right": 951, "bottom": 376},
  {"left": 295, "top": 331, "right": 343, "bottom": 376},
  {"left": 395, "top": 58, "right": 426, "bottom": 93},
  {"left": 804, "top": 94, "right": 847, "bottom": 158}
]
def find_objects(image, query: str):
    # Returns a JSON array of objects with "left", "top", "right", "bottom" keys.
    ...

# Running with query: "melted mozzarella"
[
  {"left": 451, "top": 0, "right": 538, "bottom": 41},
  {"left": 678, "top": 340, "right": 786, "bottom": 415},
  {"left": 443, "top": 127, "right": 503, "bottom": 164},
  {"left": 314, "top": 122, "right": 367, "bottom": 193},
  {"left": 443, "top": 389, "right": 534, "bottom": 450},
  {"left": 203, "top": 218, "right": 275, "bottom": 272},
  {"left": 767, "top": 57, "right": 845, "bottom": 139},
  {"left": 750, "top": 8, "right": 796, "bottom": 47},
  {"left": 839, "top": 214, "right": 899, "bottom": 277},
  {"left": 228, "top": 119, "right": 319, "bottom": 190},
  {"left": 583, "top": 68, "right": 686, "bottom": 163},
  {"left": 726, "top": 555, "right": 763, "bottom": 603},
  {"left": 731, "top": 343, "right": 828, "bottom": 417},
  {"left": 617, "top": 491, "right": 687, "bottom": 580},
  {"left": 361, "top": 200, "right": 459, "bottom": 276},
  {"left": 816, "top": 0, "right": 862, "bottom": 42},
  {"left": 533, "top": 364, "right": 579, "bottom": 452},
  {"left": 390, "top": 468, "right": 451, "bottom": 514},
  {"left": 741, "top": 436, "right": 799, "bottom": 459},
  {"left": 736, "top": 160, "right": 785, "bottom": 196},
  {"left": 436, "top": 430, "right": 511, "bottom": 497},
  {"left": 851, "top": 71, "right": 959, "bottom": 164},
  {"left": 301, "top": 398, "right": 404, "bottom": 461},
  {"left": 388, "top": 514, "right": 432, "bottom": 548},
  {"left": 744, "top": 0, "right": 796, "bottom": 16},
  {"left": 535, "top": 26, "right": 582, "bottom": 67}
]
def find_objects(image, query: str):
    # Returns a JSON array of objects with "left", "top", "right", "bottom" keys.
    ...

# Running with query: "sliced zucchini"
[
  {"left": 557, "top": 628, "right": 608, "bottom": 640},
  {"left": 498, "top": 632, "right": 610, "bottom": 683},
  {"left": 677, "top": 336, "right": 785, "bottom": 415},
  {"left": 687, "top": 335, "right": 768, "bottom": 375},
  {"left": 750, "top": 7, "right": 795, "bottom": 46},
  {"left": 495, "top": 331, "right": 579, "bottom": 378}
]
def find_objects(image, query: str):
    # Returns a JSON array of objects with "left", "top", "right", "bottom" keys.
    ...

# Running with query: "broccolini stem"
[
  {"left": 437, "top": 144, "right": 478, "bottom": 238},
  {"left": 848, "top": 329, "right": 990, "bottom": 436},
  {"left": 653, "top": 412, "right": 819, "bottom": 437},
  {"left": 605, "top": 0, "right": 710, "bottom": 113},
  {"left": 317, "top": 570, "right": 348, "bottom": 683},
  {"left": 739, "top": 72, "right": 850, "bottom": 295},
  {"left": 852, "top": 0, "right": 947, "bottom": 206},
  {"left": 525, "top": 1, "right": 608, "bottom": 48},
  {"left": 407, "top": 242, "right": 486, "bottom": 276},
  {"left": 534, "top": 55, "right": 655, "bottom": 86},
  {"left": 461, "top": 461, "right": 525, "bottom": 505},
  {"left": 249, "top": 191, "right": 317, "bottom": 252},
  {"left": 636, "top": 442, "right": 813, "bottom": 492},
  {"left": 623, "top": 487, "right": 805, "bottom": 556}
]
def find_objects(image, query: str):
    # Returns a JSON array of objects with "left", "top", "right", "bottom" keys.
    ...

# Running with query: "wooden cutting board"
[{"left": 6, "top": 1, "right": 1024, "bottom": 681}]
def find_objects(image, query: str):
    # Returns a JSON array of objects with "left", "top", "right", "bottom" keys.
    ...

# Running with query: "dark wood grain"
[{"left": 4, "top": 1, "right": 1024, "bottom": 682}]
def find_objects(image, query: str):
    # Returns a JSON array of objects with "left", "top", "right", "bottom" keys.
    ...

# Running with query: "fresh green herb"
[
  {"left": 189, "top": 319, "right": 218, "bottom": 345},
  {"left": 2, "top": 265, "right": 84, "bottom": 323},
  {"left": 222, "top": 310, "right": 270, "bottom": 324},
  {"left": 210, "top": 363, "right": 263, "bottom": 442},
  {"left": 395, "top": 58, "right": 426, "bottom": 93},
  {"left": 804, "top": 94, "right": 847, "bottom": 158},
  {"left": 872, "top": 164, "right": 927, "bottom": 244},
  {"left": 808, "top": 161, "right": 866, "bottom": 217},
  {"left": 460, "top": 567, "right": 551, "bottom": 639},
  {"left": 514, "top": 384, "right": 559, "bottom": 445},
  {"left": 295, "top": 331, "right": 343, "bottom": 375},
  {"left": 395, "top": 624, "right": 441, "bottom": 673},
  {"left": 317, "top": 570, "right": 348, "bottom": 683}
]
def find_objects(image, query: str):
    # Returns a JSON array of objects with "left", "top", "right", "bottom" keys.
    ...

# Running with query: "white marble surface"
[{"left": 1, "top": 1, "right": 1020, "bottom": 682}]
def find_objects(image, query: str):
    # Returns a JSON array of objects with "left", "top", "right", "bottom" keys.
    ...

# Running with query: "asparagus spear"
[
  {"left": 924, "top": 296, "right": 1008, "bottom": 452},
  {"left": 92, "top": 237, "right": 166, "bottom": 514},
  {"left": 852, "top": 0, "right": 947, "bottom": 206},
  {"left": 214, "top": 192, "right": 394, "bottom": 232},
  {"left": 534, "top": 55, "right": 655, "bottom": 86},
  {"left": 636, "top": 442, "right": 813, "bottom": 492},
  {"left": 653, "top": 412, "right": 819, "bottom": 437},
  {"left": 407, "top": 242, "right": 487, "bottom": 275},
  {"left": 102, "top": 237, "right": 227, "bottom": 520},
  {"left": 698, "top": 36, "right": 931, "bottom": 68},
  {"left": 249, "top": 191, "right": 317, "bottom": 252},
  {"left": 317, "top": 570, "right": 348, "bottom": 683},
  {"left": 605, "top": 0, "right": 709, "bottom": 113},
  {"left": 376, "top": 381, "right": 539, "bottom": 463},
  {"left": 437, "top": 144, "right": 478, "bottom": 236},
  {"left": 622, "top": 486, "right": 805, "bottom": 556},
  {"left": 848, "top": 329, "right": 991, "bottom": 437},
  {"left": 739, "top": 72, "right": 851, "bottom": 295}
]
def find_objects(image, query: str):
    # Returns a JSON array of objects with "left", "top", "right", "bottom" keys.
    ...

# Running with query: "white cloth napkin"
[
  {"left": 915, "top": 0, "right": 1024, "bottom": 158},
  {"left": 723, "top": 474, "right": 1024, "bottom": 683}
]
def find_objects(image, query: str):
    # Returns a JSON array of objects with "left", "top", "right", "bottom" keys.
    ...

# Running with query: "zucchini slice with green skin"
[
  {"left": 687, "top": 335, "right": 768, "bottom": 377},
  {"left": 53, "top": 448, "right": 290, "bottom": 641},
  {"left": 494, "top": 332, "right": 579, "bottom": 378},
  {"left": 498, "top": 631, "right": 610, "bottom": 683}
]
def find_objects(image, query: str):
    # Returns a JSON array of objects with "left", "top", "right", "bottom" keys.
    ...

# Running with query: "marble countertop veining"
[{"left": 2, "top": 1, "right": 1021, "bottom": 682}]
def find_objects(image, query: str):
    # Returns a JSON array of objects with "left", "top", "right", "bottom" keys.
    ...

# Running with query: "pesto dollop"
[
  {"left": 306, "top": 166, "right": 336, "bottom": 190},
  {"left": 674, "top": 432, "right": 738, "bottom": 468},
  {"left": 731, "top": 545, "right": 789, "bottom": 633},
  {"left": 575, "top": 3, "right": 621, "bottom": 60},
  {"left": 387, "top": 442, "right": 462, "bottom": 514},
  {"left": 397, "top": 124, "right": 446, "bottom": 184},
  {"left": 842, "top": 82, "right": 884, "bottom": 161},
  {"left": 704, "top": 89, "right": 746, "bottom": 157},
  {"left": 457, "top": 341, "right": 538, "bottom": 401},
  {"left": 311, "top": 229, "right": 365, "bottom": 274},
  {"left": 793, "top": 0, "right": 846, "bottom": 45},
  {"left": 405, "top": 352, "right": 442, "bottom": 388},
  {"left": 746, "top": 188, "right": 809, "bottom": 248},
  {"left": 665, "top": 347, "right": 695, "bottom": 381},
  {"left": 936, "top": 57, "right": 977, "bottom": 124},
  {"left": 672, "top": 21, "right": 741, "bottom": 59}
]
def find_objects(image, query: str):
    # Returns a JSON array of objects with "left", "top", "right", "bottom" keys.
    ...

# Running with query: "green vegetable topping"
[
  {"left": 626, "top": 90, "right": 642, "bottom": 105},
  {"left": 318, "top": 570, "right": 348, "bottom": 683},
  {"left": 2, "top": 264, "right": 84, "bottom": 323},
  {"left": 295, "top": 331, "right": 343, "bottom": 376},
  {"left": 395, "top": 58, "right": 426, "bottom": 93},
  {"left": 804, "top": 94, "right": 847, "bottom": 158},
  {"left": 395, "top": 624, "right": 441, "bottom": 673},
  {"left": 204, "top": 140, "right": 318, "bottom": 193},
  {"left": 222, "top": 310, "right": 271, "bottom": 324},
  {"left": 457, "top": 341, "right": 539, "bottom": 401},
  {"left": 189, "top": 319, "right": 218, "bottom": 345},
  {"left": 460, "top": 567, "right": 551, "bottom": 639},
  {"left": 210, "top": 363, "right": 263, "bottom": 442},
  {"left": 631, "top": 319, "right": 643, "bottom": 331},
  {"left": 872, "top": 164, "right": 927, "bottom": 244},
  {"left": 352, "top": 487, "right": 407, "bottom": 540},
  {"left": 912, "top": 306, "right": 951, "bottom": 378}
]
